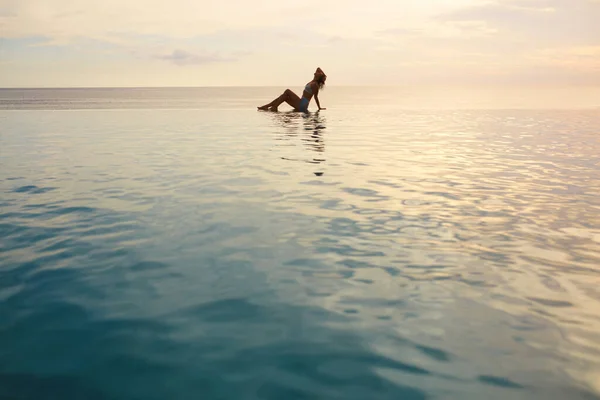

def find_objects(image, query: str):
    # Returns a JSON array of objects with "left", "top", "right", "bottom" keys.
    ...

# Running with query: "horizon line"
[{"left": 1, "top": 83, "right": 597, "bottom": 90}]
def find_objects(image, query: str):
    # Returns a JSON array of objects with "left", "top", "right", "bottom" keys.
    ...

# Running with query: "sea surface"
[{"left": 1, "top": 87, "right": 600, "bottom": 399}]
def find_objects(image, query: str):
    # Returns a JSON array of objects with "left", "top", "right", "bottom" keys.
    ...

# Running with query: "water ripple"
[{"left": 1, "top": 106, "right": 599, "bottom": 399}]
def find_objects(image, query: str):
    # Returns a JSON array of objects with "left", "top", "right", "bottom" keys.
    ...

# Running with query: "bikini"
[{"left": 298, "top": 82, "right": 312, "bottom": 112}]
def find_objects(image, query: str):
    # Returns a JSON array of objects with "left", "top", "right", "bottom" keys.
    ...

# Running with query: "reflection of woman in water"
[
  {"left": 258, "top": 68, "right": 327, "bottom": 112},
  {"left": 271, "top": 110, "right": 326, "bottom": 175}
]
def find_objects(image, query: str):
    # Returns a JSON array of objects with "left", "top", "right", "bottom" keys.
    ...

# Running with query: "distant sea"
[{"left": 1, "top": 87, "right": 600, "bottom": 399}]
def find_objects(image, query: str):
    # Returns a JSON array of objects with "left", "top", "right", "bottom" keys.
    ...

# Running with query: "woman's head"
[{"left": 314, "top": 67, "right": 327, "bottom": 89}]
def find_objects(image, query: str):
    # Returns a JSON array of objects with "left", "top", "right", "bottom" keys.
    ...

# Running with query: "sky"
[{"left": 0, "top": 0, "right": 599, "bottom": 87}]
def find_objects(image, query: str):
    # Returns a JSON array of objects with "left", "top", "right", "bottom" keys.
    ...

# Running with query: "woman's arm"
[
  {"left": 312, "top": 82, "right": 325, "bottom": 110},
  {"left": 314, "top": 87, "right": 326, "bottom": 110}
]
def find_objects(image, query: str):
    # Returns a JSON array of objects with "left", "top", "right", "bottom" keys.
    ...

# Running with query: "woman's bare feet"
[{"left": 257, "top": 105, "right": 269, "bottom": 111}]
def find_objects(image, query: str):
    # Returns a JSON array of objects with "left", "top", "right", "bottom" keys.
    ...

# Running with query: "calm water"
[{"left": 1, "top": 88, "right": 600, "bottom": 399}]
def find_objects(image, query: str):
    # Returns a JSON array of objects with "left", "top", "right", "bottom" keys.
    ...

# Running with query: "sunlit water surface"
[{"left": 1, "top": 88, "right": 600, "bottom": 399}]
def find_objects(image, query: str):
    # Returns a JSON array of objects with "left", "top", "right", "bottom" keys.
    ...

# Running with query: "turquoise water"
[{"left": 1, "top": 88, "right": 600, "bottom": 399}]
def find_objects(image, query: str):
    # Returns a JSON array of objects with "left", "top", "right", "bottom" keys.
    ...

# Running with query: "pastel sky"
[{"left": 0, "top": 0, "right": 599, "bottom": 87}]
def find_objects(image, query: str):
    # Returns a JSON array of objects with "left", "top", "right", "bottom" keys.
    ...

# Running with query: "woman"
[{"left": 258, "top": 68, "right": 327, "bottom": 112}]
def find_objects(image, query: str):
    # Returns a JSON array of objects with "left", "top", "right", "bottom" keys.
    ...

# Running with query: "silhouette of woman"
[{"left": 258, "top": 68, "right": 327, "bottom": 112}]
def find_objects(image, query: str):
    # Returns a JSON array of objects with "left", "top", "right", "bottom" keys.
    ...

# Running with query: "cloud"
[
  {"left": 437, "top": 0, "right": 600, "bottom": 45},
  {"left": 376, "top": 28, "right": 419, "bottom": 37},
  {"left": 154, "top": 49, "right": 234, "bottom": 66},
  {"left": 0, "top": 0, "right": 263, "bottom": 41},
  {"left": 381, "top": 20, "right": 497, "bottom": 40},
  {"left": 529, "top": 46, "right": 600, "bottom": 70},
  {"left": 365, "top": 0, "right": 600, "bottom": 85},
  {"left": 0, "top": 0, "right": 368, "bottom": 43},
  {"left": 440, "top": 0, "right": 557, "bottom": 20},
  {"left": 1, "top": 0, "right": 599, "bottom": 86},
  {"left": 379, "top": 0, "right": 600, "bottom": 57}
]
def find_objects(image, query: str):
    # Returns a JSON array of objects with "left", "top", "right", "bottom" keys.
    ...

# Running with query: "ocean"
[{"left": 1, "top": 87, "right": 600, "bottom": 399}]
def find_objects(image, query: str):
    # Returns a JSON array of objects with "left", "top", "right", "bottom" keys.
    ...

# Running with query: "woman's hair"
[
  {"left": 316, "top": 74, "right": 326, "bottom": 90},
  {"left": 314, "top": 67, "right": 326, "bottom": 90}
]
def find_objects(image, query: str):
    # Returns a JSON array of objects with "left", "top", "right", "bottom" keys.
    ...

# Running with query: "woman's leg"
[{"left": 258, "top": 89, "right": 301, "bottom": 111}]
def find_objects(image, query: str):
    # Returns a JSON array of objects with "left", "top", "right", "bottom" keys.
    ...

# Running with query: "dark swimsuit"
[{"left": 298, "top": 83, "right": 312, "bottom": 112}]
